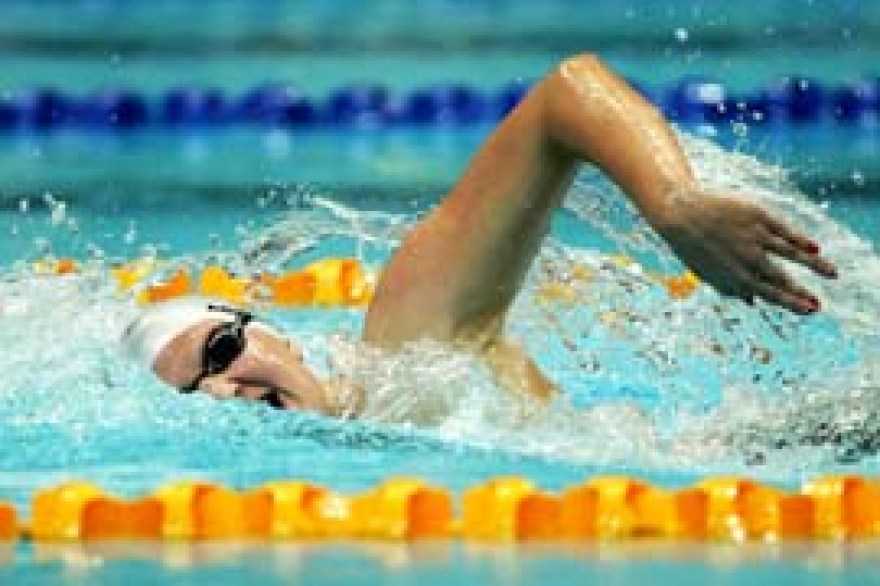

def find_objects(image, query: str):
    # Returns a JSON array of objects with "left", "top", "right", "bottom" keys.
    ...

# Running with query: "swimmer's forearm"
[{"left": 541, "top": 54, "right": 696, "bottom": 228}]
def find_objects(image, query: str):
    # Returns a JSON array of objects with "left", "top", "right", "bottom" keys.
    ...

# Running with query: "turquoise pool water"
[
  {"left": 2, "top": 1, "right": 880, "bottom": 583},
  {"left": 2, "top": 542, "right": 880, "bottom": 585},
  {"left": 1, "top": 123, "right": 879, "bottom": 584}
]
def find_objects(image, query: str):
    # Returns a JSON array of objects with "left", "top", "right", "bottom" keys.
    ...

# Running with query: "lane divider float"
[
  {"left": 1, "top": 76, "right": 878, "bottom": 132},
  {"left": 33, "top": 254, "right": 700, "bottom": 308},
  {"left": 32, "top": 256, "right": 376, "bottom": 308},
  {"left": 2, "top": 475, "right": 879, "bottom": 544}
]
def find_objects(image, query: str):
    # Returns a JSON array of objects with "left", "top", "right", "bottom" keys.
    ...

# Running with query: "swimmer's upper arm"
[
  {"left": 362, "top": 61, "right": 574, "bottom": 348},
  {"left": 363, "top": 53, "right": 694, "bottom": 349}
]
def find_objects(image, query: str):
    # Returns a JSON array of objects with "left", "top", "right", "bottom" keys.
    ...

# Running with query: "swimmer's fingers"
[
  {"left": 758, "top": 210, "right": 813, "bottom": 250},
  {"left": 764, "top": 235, "right": 838, "bottom": 279},
  {"left": 759, "top": 213, "right": 838, "bottom": 278},
  {"left": 748, "top": 257, "right": 818, "bottom": 314}
]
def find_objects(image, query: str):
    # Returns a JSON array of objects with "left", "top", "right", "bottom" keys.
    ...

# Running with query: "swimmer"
[{"left": 122, "top": 54, "right": 838, "bottom": 416}]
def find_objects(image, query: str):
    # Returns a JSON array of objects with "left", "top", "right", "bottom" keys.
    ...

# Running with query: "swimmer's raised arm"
[
  {"left": 364, "top": 53, "right": 838, "bottom": 382},
  {"left": 127, "top": 53, "right": 840, "bottom": 416}
]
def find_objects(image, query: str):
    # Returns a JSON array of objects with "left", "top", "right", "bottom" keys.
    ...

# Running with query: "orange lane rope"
[
  {"left": 33, "top": 254, "right": 699, "bottom": 309},
  {"left": 32, "top": 257, "right": 376, "bottom": 307},
  {"left": 1, "top": 475, "right": 878, "bottom": 543}
]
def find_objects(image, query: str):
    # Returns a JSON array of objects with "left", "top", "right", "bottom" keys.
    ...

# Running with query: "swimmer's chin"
[{"left": 262, "top": 380, "right": 364, "bottom": 418}]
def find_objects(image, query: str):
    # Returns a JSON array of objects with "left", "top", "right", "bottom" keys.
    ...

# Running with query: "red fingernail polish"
[{"left": 806, "top": 241, "right": 820, "bottom": 254}]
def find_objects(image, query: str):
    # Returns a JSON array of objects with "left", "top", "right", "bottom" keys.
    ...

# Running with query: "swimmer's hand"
[{"left": 653, "top": 188, "right": 838, "bottom": 314}]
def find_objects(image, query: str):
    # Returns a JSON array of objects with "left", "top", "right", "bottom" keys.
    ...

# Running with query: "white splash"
[{"left": 1, "top": 132, "right": 879, "bottom": 485}]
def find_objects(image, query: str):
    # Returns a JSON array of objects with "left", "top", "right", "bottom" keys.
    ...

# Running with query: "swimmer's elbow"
[
  {"left": 541, "top": 52, "right": 664, "bottom": 159},
  {"left": 547, "top": 52, "right": 658, "bottom": 117},
  {"left": 558, "top": 52, "right": 605, "bottom": 73},
  {"left": 538, "top": 53, "right": 610, "bottom": 158},
  {"left": 545, "top": 53, "right": 606, "bottom": 94}
]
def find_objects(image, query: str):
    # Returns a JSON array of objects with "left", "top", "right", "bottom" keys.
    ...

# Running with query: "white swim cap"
[{"left": 120, "top": 297, "right": 243, "bottom": 369}]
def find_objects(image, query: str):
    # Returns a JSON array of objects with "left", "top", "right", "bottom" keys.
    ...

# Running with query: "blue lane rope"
[{"left": 0, "top": 77, "right": 877, "bottom": 131}]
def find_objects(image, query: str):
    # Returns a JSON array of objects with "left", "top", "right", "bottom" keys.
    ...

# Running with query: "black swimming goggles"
[{"left": 180, "top": 304, "right": 254, "bottom": 393}]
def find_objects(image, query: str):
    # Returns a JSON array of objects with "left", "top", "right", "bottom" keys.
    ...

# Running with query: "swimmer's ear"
[{"left": 197, "top": 378, "right": 237, "bottom": 399}]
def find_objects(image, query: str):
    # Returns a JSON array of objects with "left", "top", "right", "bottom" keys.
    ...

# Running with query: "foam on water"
[{"left": 1, "top": 132, "right": 879, "bottom": 504}]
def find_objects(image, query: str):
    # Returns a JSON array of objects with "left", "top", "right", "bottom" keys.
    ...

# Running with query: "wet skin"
[
  {"left": 150, "top": 54, "right": 838, "bottom": 415},
  {"left": 152, "top": 319, "right": 342, "bottom": 414}
]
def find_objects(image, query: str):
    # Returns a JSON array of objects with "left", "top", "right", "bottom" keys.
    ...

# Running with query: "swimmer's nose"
[{"left": 198, "top": 378, "right": 238, "bottom": 399}]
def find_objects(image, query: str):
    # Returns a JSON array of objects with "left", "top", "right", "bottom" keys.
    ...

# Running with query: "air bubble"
[
  {"left": 50, "top": 201, "right": 66, "bottom": 226},
  {"left": 674, "top": 28, "right": 689, "bottom": 43}
]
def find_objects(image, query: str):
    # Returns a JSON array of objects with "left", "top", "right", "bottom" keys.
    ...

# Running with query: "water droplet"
[
  {"left": 123, "top": 221, "right": 137, "bottom": 245},
  {"left": 50, "top": 201, "right": 67, "bottom": 226}
]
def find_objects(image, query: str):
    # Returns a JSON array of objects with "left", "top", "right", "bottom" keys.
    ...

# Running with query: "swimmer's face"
[{"left": 152, "top": 319, "right": 334, "bottom": 414}]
